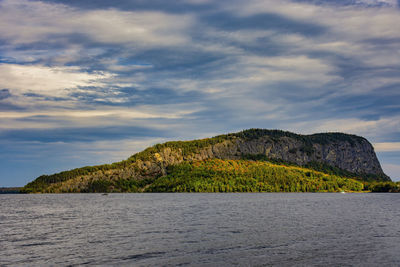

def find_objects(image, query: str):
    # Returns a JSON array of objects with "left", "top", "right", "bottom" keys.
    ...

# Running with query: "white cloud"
[
  {"left": 227, "top": 0, "right": 400, "bottom": 67},
  {"left": 0, "top": 109, "right": 180, "bottom": 120},
  {"left": 0, "top": 63, "right": 111, "bottom": 97},
  {"left": 72, "top": 9, "right": 192, "bottom": 46},
  {"left": 374, "top": 142, "right": 400, "bottom": 152},
  {"left": 231, "top": 0, "right": 400, "bottom": 38},
  {"left": 0, "top": 0, "right": 192, "bottom": 47},
  {"left": 0, "top": 105, "right": 201, "bottom": 130},
  {"left": 237, "top": 55, "right": 339, "bottom": 86},
  {"left": 158, "top": 53, "right": 339, "bottom": 98}
]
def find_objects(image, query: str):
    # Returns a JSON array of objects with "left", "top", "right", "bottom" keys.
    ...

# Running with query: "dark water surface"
[{"left": 1, "top": 193, "right": 400, "bottom": 266}]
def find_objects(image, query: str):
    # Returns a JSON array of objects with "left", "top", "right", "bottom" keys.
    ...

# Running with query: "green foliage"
[
  {"left": 365, "top": 181, "right": 400, "bottom": 192},
  {"left": 242, "top": 154, "right": 388, "bottom": 182},
  {"left": 128, "top": 135, "right": 230, "bottom": 161},
  {"left": 145, "top": 159, "right": 364, "bottom": 193},
  {"left": 230, "top": 129, "right": 296, "bottom": 140},
  {"left": 85, "top": 180, "right": 113, "bottom": 193},
  {"left": 22, "top": 166, "right": 116, "bottom": 193},
  {"left": 77, "top": 177, "right": 155, "bottom": 193},
  {"left": 305, "top": 161, "right": 390, "bottom": 181}
]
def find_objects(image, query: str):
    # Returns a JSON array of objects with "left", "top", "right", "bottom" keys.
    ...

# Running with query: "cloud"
[
  {"left": 355, "top": 0, "right": 398, "bottom": 7},
  {"left": 235, "top": 55, "right": 339, "bottom": 86},
  {"left": 0, "top": 89, "right": 11, "bottom": 100},
  {"left": 1, "top": 0, "right": 400, "bottom": 185},
  {"left": 0, "top": 125, "right": 170, "bottom": 143},
  {"left": 0, "top": 104, "right": 201, "bottom": 134},
  {"left": 374, "top": 142, "right": 400, "bottom": 152},
  {"left": 202, "top": 11, "right": 326, "bottom": 36},
  {"left": 225, "top": 1, "right": 400, "bottom": 67},
  {"left": 0, "top": 108, "right": 185, "bottom": 122},
  {"left": 0, "top": 0, "right": 192, "bottom": 47},
  {"left": 0, "top": 63, "right": 111, "bottom": 97}
]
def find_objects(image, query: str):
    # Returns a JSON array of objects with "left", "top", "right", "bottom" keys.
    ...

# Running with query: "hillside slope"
[
  {"left": 146, "top": 159, "right": 364, "bottom": 193},
  {"left": 22, "top": 129, "right": 390, "bottom": 193}
]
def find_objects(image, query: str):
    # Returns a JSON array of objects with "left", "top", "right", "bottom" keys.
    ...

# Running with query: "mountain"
[{"left": 22, "top": 129, "right": 390, "bottom": 193}]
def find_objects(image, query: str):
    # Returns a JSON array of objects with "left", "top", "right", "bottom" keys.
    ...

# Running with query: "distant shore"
[{"left": 0, "top": 187, "right": 22, "bottom": 194}]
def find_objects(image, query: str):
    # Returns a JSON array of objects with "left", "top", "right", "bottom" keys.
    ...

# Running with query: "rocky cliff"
[{"left": 22, "top": 129, "right": 390, "bottom": 193}]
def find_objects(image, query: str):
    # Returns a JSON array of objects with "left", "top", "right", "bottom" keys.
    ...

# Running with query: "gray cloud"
[
  {"left": 0, "top": 89, "right": 11, "bottom": 100},
  {"left": 0, "top": 125, "right": 170, "bottom": 143}
]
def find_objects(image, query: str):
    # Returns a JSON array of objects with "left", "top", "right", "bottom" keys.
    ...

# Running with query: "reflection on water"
[{"left": 1, "top": 193, "right": 400, "bottom": 266}]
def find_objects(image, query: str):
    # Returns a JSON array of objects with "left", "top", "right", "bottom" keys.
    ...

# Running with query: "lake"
[{"left": 1, "top": 193, "right": 400, "bottom": 266}]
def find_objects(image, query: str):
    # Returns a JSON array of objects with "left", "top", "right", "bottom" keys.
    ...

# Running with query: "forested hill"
[{"left": 22, "top": 129, "right": 390, "bottom": 193}]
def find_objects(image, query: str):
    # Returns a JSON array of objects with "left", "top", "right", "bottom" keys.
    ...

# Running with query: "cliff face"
[
  {"left": 235, "top": 136, "right": 384, "bottom": 175},
  {"left": 23, "top": 129, "right": 390, "bottom": 193},
  {"left": 136, "top": 135, "right": 386, "bottom": 177}
]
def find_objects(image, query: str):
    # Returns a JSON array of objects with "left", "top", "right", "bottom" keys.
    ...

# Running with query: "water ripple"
[{"left": 0, "top": 193, "right": 399, "bottom": 266}]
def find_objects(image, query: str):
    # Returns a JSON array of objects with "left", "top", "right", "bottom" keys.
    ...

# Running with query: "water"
[{"left": 1, "top": 193, "right": 400, "bottom": 266}]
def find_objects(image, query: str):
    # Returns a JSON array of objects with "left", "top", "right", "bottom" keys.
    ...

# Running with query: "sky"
[{"left": 1, "top": 0, "right": 400, "bottom": 186}]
